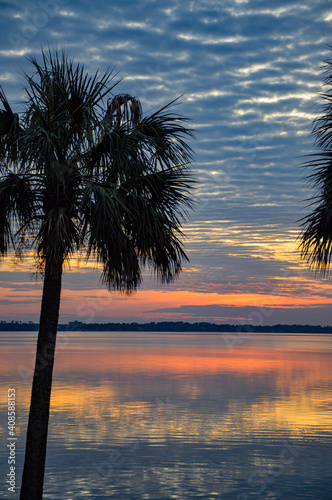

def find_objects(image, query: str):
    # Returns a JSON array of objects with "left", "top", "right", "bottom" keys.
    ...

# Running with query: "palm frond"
[
  {"left": 105, "top": 94, "right": 142, "bottom": 128},
  {"left": 0, "top": 86, "right": 21, "bottom": 160},
  {"left": 79, "top": 179, "right": 141, "bottom": 290},
  {"left": 299, "top": 154, "right": 332, "bottom": 274},
  {"left": 0, "top": 173, "right": 34, "bottom": 257},
  {"left": 0, "top": 48, "right": 195, "bottom": 288},
  {"left": 298, "top": 50, "right": 332, "bottom": 274},
  {"left": 37, "top": 206, "right": 78, "bottom": 274},
  {"left": 135, "top": 109, "right": 194, "bottom": 170}
]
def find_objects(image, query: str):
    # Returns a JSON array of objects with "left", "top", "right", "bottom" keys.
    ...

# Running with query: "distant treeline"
[{"left": 1, "top": 320, "right": 332, "bottom": 333}]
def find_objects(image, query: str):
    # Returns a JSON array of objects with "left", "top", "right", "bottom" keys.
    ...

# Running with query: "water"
[{"left": 1, "top": 332, "right": 332, "bottom": 499}]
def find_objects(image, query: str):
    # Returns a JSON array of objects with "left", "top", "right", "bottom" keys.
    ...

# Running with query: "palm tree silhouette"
[
  {"left": 299, "top": 51, "right": 332, "bottom": 273},
  {"left": 0, "top": 49, "right": 194, "bottom": 499}
]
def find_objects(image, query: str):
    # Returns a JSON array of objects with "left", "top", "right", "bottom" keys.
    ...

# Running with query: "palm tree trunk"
[{"left": 20, "top": 257, "right": 63, "bottom": 500}]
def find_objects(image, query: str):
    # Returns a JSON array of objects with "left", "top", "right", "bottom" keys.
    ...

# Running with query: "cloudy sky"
[{"left": 1, "top": 0, "right": 332, "bottom": 326}]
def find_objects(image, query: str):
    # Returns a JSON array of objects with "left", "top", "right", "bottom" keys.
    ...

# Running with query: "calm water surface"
[{"left": 1, "top": 332, "right": 332, "bottom": 499}]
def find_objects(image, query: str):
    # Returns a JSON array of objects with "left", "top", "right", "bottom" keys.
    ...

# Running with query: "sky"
[{"left": 1, "top": 0, "right": 332, "bottom": 326}]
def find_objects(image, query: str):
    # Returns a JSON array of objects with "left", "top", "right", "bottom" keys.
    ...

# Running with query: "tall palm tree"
[
  {"left": 0, "top": 49, "right": 194, "bottom": 499},
  {"left": 299, "top": 50, "right": 332, "bottom": 273}
]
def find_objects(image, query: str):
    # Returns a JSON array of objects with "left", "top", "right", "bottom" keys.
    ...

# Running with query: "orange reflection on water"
[
  {"left": 2, "top": 339, "right": 332, "bottom": 445},
  {"left": 1, "top": 342, "right": 332, "bottom": 379}
]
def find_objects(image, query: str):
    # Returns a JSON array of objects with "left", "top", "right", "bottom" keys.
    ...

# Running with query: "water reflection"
[{"left": 1, "top": 333, "right": 332, "bottom": 499}]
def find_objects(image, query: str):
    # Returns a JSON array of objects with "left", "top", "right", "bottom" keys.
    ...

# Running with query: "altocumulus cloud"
[{"left": 1, "top": 0, "right": 332, "bottom": 323}]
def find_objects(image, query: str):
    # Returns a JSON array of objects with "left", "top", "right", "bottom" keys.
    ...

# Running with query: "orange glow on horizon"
[
  {"left": 2, "top": 283, "right": 332, "bottom": 321},
  {"left": 1, "top": 227, "right": 332, "bottom": 322}
]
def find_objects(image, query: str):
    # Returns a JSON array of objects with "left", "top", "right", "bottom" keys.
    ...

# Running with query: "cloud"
[
  {"left": 1, "top": 0, "right": 332, "bottom": 322},
  {"left": 147, "top": 303, "right": 332, "bottom": 326},
  {"left": 0, "top": 299, "right": 39, "bottom": 305}
]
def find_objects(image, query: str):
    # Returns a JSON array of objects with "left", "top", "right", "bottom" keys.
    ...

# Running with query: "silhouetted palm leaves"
[
  {"left": 0, "top": 49, "right": 194, "bottom": 288},
  {"left": 0, "top": 49, "right": 194, "bottom": 499},
  {"left": 299, "top": 51, "right": 332, "bottom": 274}
]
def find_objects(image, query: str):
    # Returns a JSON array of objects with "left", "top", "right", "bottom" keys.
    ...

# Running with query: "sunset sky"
[{"left": 1, "top": 0, "right": 332, "bottom": 325}]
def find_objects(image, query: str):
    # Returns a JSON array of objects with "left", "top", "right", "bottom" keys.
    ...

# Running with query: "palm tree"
[
  {"left": 299, "top": 50, "right": 332, "bottom": 273},
  {"left": 0, "top": 49, "right": 194, "bottom": 499}
]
